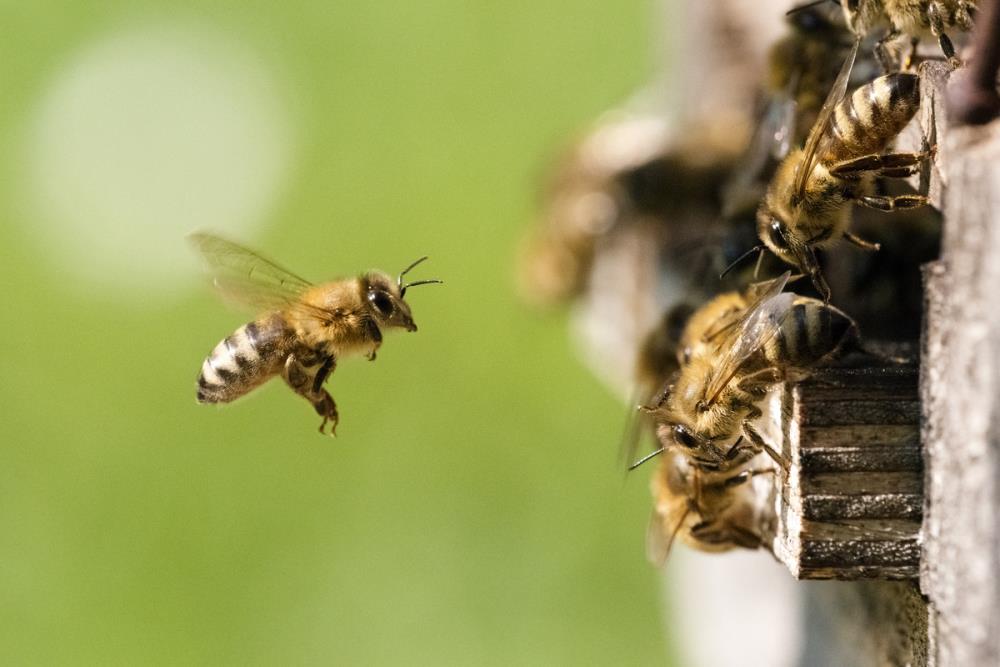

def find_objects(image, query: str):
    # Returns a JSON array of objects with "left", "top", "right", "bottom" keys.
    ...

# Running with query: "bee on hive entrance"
[
  {"left": 755, "top": 39, "right": 933, "bottom": 301},
  {"left": 644, "top": 272, "right": 857, "bottom": 473},
  {"left": 190, "top": 233, "right": 442, "bottom": 435},
  {"left": 647, "top": 449, "right": 776, "bottom": 563}
]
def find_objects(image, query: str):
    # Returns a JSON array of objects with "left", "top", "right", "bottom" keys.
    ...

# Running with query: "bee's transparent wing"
[
  {"left": 793, "top": 38, "right": 860, "bottom": 201},
  {"left": 647, "top": 506, "right": 689, "bottom": 567},
  {"left": 189, "top": 232, "right": 316, "bottom": 313},
  {"left": 722, "top": 93, "right": 798, "bottom": 218},
  {"left": 703, "top": 273, "right": 794, "bottom": 404},
  {"left": 619, "top": 392, "right": 650, "bottom": 473}
]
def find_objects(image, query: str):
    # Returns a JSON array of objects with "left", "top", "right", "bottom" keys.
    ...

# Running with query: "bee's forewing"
[
  {"left": 793, "top": 38, "right": 860, "bottom": 200},
  {"left": 188, "top": 232, "right": 315, "bottom": 313},
  {"left": 703, "top": 274, "right": 794, "bottom": 403}
]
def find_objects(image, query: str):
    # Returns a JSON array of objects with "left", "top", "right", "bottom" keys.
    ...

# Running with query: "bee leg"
[
  {"left": 877, "top": 165, "right": 923, "bottom": 179},
  {"left": 903, "top": 36, "right": 921, "bottom": 70},
  {"left": 314, "top": 392, "right": 339, "bottom": 436},
  {"left": 857, "top": 194, "right": 930, "bottom": 212},
  {"left": 928, "top": 1, "right": 961, "bottom": 67},
  {"left": 957, "top": 2, "right": 975, "bottom": 31},
  {"left": 844, "top": 231, "right": 881, "bottom": 251},
  {"left": 639, "top": 381, "right": 674, "bottom": 412},
  {"left": 364, "top": 319, "right": 382, "bottom": 361},
  {"left": 742, "top": 420, "right": 789, "bottom": 473},
  {"left": 830, "top": 150, "right": 930, "bottom": 178},
  {"left": 736, "top": 368, "right": 783, "bottom": 394},
  {"left": 722, "top": 470, "right": 752, "bottom": 487},
  {"left": 284, "top": 353, "right": 340, "bottom": 436},
  {"left": 875, "top": 28, "right": 903, "bottom": 72}
]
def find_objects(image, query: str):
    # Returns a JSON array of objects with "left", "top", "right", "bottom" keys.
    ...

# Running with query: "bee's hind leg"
[
  {"left": 284, "top": 352, "right": 340, "bottom": 436},
  {"left": 857, "top": 194, "right": 929, "bottom": 212},
  {"left": 314, "top": 392, "right": 339, "bottom": 436},
  {"left": 829, "top": 147, "right": 933, "bottom": 179}
]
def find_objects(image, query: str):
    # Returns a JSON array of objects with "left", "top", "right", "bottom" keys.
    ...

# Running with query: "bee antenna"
[
  {"left": 785, "top": 0, "right": 837, "bottom": 16},
  {"left": 719, "top": 245, "right": 764, "bottom": 280},
  {"left": 397, "top": 256, "right": 430, "bottom": 289},
  {"left": 399, "top": 279, "right": 444, "bottom": 298},
  {"left": 629, "top": 447, "right": 665, "bottom": 471}
]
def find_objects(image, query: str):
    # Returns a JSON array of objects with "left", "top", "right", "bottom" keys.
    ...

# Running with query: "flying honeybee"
[
  {"left": 190, "top": 233, "right": 441, "bottom": 435},
  {"left": 647, "top": 449, "right": 775, "bottom": 563},
  {"left": 839, "top": 0, "right": 976, "bottom": 68},
  {"left": 755, "top": 39, "right": 932, "bottom": 301},
  {"left": 651, "top": 272, "right": 857, "bottom": 472}
]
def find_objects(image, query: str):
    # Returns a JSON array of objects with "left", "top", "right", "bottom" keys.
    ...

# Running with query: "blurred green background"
[{"left": 1, "top": 2, "right": 673, "bottom": 664}]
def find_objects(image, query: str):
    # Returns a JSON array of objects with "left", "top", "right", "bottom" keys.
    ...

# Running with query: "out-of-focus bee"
[
  {"left": 190, "top": 233, "right": 441, "bottom": 435},
  {"left": 756, "top": 40, "right": 933, "bottom": 301},
  {"left": 647, "top": 449, "right": 775, "bottom": 563},
  {"left": 839, "top": 0, "right": 976, "bottom": 68},
  {"left": 722, "top": 5, "right": 861, "bottom": 221},
  {"left": 652, "top": 272, "right": 857, "bottom": 471},
  {"left": 518, "top": 112, "right": 743, "bottom": 309}
]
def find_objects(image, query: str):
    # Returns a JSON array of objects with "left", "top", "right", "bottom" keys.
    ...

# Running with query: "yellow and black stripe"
[
  {"left": 823, "top": 73, "right": 920, "bottom": 166},
  {"left": 196, "top": 315, "right": 290, "bottom": 404}
]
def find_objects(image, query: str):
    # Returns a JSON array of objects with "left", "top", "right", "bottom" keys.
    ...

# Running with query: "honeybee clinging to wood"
[
  {"left": 190, "top": 233, "right": 441, "bottom": 435},
  {"left": 647, "top": 449, "right": 775, "bottom": 563},
  {"left": 755, "top": 39, "right": 933, "bottom": 301},
  {"left": 723, "top": 5, "right": 859, "bottom": 219},
  {"left": 648, "top": 272, "right": 857, "bottom": 472}
]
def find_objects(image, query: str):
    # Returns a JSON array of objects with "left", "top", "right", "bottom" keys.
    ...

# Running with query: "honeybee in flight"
[
  {"left": 755, "top": 39, "right": 932, "bottom": 301},
  {"left": 190, "top": 233, "right": 441, "bottom": 435},
  {"left": 649, "top": 272, "right": 856, "bottom": 472},
  {"left": 647, "top": 449, "right": 774, "bottom": 563},
  {"left": 838, "top": 0, "right": 976, "bottom": 68}
]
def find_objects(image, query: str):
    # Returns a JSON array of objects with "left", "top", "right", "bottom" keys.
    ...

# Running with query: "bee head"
[
  {"left": 756, "top": 208, "right": 831, "bottom": 301},
  {"left": 664, "top": 423, "right": 728, "bottom": 466},
  {"left": 756, "top": 205, "right": 796, "bottom": 265},
  {"left": 363, "top": 258, "right": 442, "bottom": 332}
]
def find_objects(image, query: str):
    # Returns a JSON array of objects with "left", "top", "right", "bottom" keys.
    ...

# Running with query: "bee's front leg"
[
  {"left": 741, "top": 419, "right": 789, "bottom": 474},
  {"left": 365, "top": 318, "right": 382, "bottom": 361}
]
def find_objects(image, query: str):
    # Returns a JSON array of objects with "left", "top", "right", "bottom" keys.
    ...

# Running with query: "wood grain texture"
[
  {"left": 919, "top": 114, "right": 1000, "bottom": 666},
  {"left": 765, "top": 362, "right": 924, "bottom": 581}
]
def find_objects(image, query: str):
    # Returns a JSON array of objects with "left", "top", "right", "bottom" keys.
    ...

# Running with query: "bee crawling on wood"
[
  {"left": 754, "top": 39, "right": 934, "bottom": 301},
  {"left": 190, "top": 233, "right": 441, "bottom": 435},
  {"left": 639, "top": 272, "right": 857, "bottom": 474},
  {"left": 647, "top": 449, "right": 776, "bottom": 562}
]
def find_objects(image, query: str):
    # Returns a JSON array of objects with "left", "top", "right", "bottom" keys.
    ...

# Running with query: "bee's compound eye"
[
  {"left": 368, "top": 290, "right": 393, "bottom": 316},
  {"left": 673, "top": 425, "right": 698, "bottom": 449},
  {"left": 768, "top": 219, "right": 791, "bottom": 252}
]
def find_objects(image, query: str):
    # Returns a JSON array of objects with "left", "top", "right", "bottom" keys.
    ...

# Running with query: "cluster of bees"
[{"left": 522, "top": 1, "right": 974, "bottom": 561}]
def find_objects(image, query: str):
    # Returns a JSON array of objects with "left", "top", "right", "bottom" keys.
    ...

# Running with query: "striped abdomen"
[
  {"left": 821, "top": 73, "right": 920, "bottom": 166},
  {"left": 197, "top": 314, "right": 291, "bottom": 404},
  {"left": 763, "top": 298, "right": 856, "bottom": 370}
]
